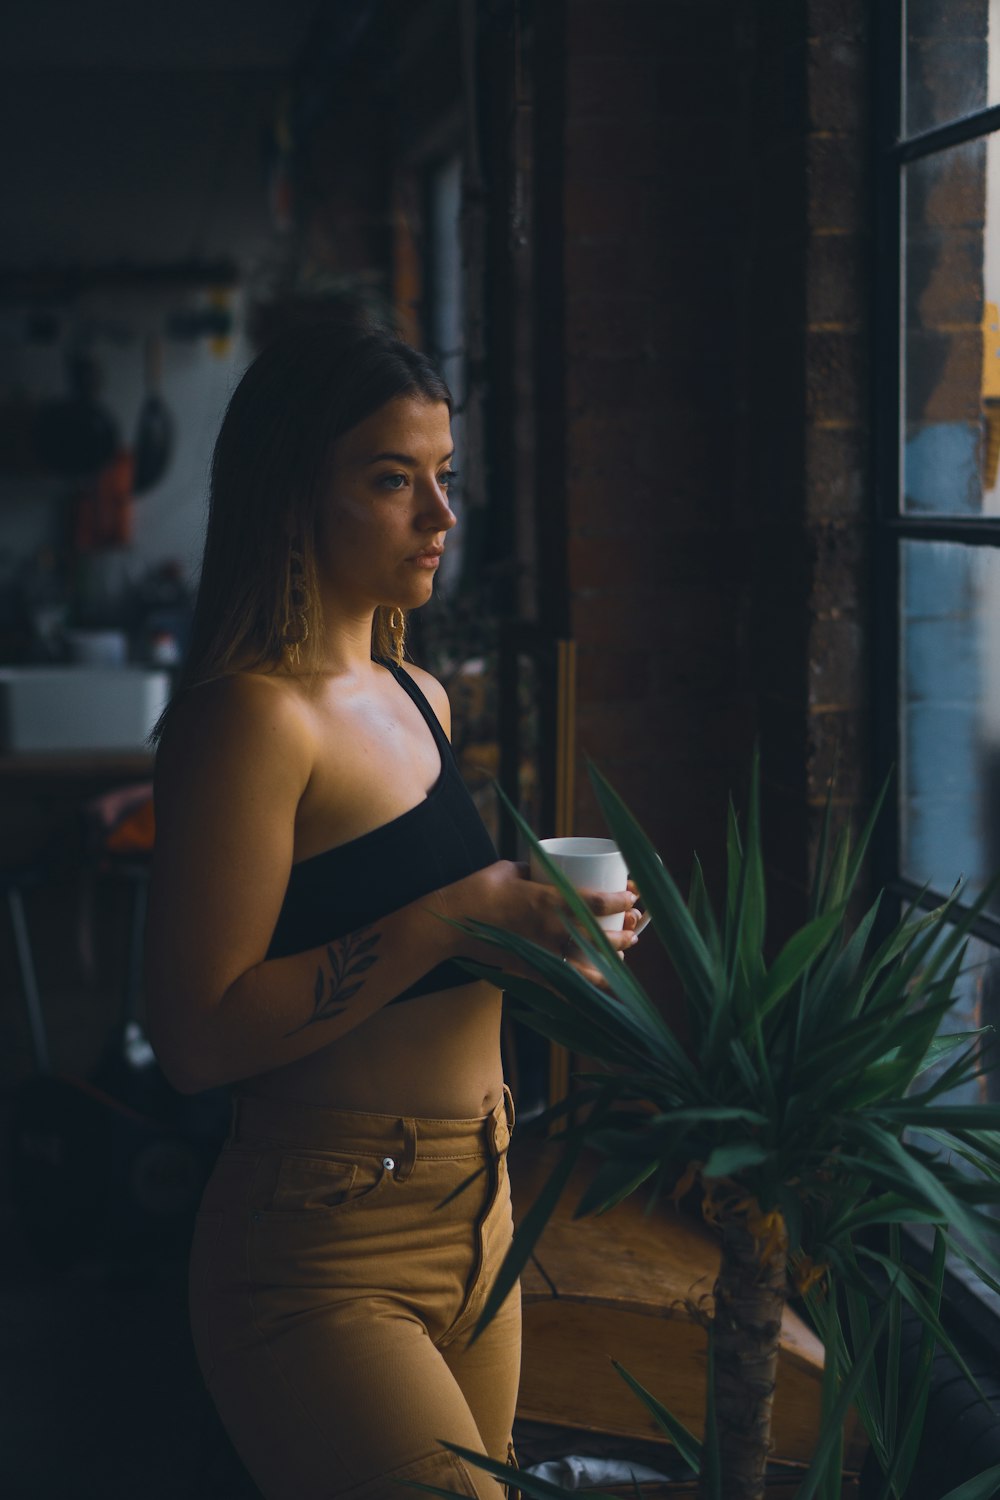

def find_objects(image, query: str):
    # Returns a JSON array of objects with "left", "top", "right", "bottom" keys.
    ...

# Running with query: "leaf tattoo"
[{"left": 285, "top": 928, "right": 383, "bottom": 1035}]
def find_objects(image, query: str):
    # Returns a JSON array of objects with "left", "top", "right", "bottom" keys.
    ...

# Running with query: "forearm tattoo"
[{"left": 285, "top": 928, "right": 383, "bottom": 1035}]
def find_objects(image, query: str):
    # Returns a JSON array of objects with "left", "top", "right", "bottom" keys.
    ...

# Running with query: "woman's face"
[{"left": 317, "top": 395, "right": 457, "bottom": 615}]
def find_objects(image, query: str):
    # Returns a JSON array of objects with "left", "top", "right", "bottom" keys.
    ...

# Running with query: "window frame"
[
  {"left": 873, "top": 0, "right": 1000, "bottom": 949},
  {"left": 873, "top": 0, "right": 1000, "bottom": 1341}
]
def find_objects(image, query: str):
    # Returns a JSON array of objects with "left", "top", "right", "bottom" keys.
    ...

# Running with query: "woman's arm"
[
  {"left": 144, "top": 674, "right": 450, "bottom": 1092},
  {"left": 145, "top": 674, "right": 632, "bottom": 1094}
]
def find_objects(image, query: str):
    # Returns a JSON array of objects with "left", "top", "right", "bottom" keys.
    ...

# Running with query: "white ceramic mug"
[{"left": 529, "top": 836, "right": 631, "bottom": 932}]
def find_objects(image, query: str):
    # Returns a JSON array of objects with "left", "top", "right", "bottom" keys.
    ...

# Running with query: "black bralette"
[{"left": 266, "top": 660, "right": 497, "bottom": 1004}]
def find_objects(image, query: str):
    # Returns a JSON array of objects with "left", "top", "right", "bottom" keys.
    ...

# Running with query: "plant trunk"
[{"left": 700, "top": 1212, "right": 788, "bottom": 1500}]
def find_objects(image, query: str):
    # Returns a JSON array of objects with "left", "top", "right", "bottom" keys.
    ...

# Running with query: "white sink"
[{"left": 0, "top": 666, "right": 170, "bottom": 752}]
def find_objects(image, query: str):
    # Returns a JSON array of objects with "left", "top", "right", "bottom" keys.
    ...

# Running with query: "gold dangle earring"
[
  {"left": 388, "top": 607, "right": 405, "bottom": 664},
  {"left": 282, "top": 548, "right": 310, "bottom": 666}
]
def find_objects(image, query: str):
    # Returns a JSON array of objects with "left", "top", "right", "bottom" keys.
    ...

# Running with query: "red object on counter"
[{"left": 72, "top": 447, "right": 135, "bottom": 551}]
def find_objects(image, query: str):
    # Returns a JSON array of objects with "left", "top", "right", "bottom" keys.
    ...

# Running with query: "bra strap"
[{"left": 378, "top": 658, "right": 450, "bottom": 751}]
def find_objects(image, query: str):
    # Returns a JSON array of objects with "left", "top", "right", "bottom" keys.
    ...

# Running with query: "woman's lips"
[{"left": 409, "top": 550, "right": 443, "bottom": 569}]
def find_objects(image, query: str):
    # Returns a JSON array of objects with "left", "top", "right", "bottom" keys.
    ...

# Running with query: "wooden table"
[{"left": 512, "top": 1139, "right": 867, "bottom": 1483}]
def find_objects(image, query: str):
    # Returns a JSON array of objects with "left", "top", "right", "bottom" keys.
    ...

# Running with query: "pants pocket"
[{"left": 261, "top": 1152, "right": 389, "bottom": 1219}]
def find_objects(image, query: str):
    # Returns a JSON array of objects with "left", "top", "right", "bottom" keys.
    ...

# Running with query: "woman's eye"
[{"left": 376, "top": 469, "right": 457, "bottom": 492}]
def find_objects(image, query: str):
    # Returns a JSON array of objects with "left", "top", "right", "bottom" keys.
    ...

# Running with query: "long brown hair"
[{"left": 154, "top": 318, "right": 451, "bottom": 740}]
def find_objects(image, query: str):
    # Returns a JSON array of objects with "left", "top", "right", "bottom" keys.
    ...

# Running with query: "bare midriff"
[{"left": 238, "top": 977, "right": 505, "bottom": 1119}]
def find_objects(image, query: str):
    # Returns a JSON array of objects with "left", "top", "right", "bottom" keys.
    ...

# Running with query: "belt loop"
[
  {"left": 490, "top": 1087, "right": 513, "bottom": 1155},
  {"left": 396, "top": 1117, "right": 417, "bottom": 1180}
]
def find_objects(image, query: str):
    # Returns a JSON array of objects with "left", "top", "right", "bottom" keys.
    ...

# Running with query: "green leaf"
[
  {"left": 433, "top": 1162, "right": 489, "bottom": 1210},
  {"left": 755, "top": 908, "right": 844, "bottom": 1019},
  {"left": 703, "top": 1322, "right": 721, "bottom": 1500},
  {"left": 813, "top": 1280, "right": 847, "bottom": 1499},
  {"left": 810, "top": 773, "right": 837, "bottom": 919},
  {"left": 472, "top": 1134, "right": 584, "bottom": 1341},
  {"left": 727, "top": 1036, "right": 761, "bottom": 1097},
  {"left": 410, "top": 1442, "right": 618, "bottom": 1500},
  {"left": 493, "top": 784, "right": 674, "bottom": 1036},
  {"left": 725, "top": 795, "right": 742, "bottom": 946},
  {"left": 611, "top": 1361, "right": 702, "bottom": 1472},
  {"left": 855, "top": 890, "right": 964, "bottom": 1015},
  {"left": 883, "top": 1226, "right": 902, "bottom": 1460},
  {"left": 948, "top": 1239, "right": 1000, "bottom": 1302},
  {"left": 937, "top": 1464, "right": 1000, "bottom": 1500},
  {"left": 725, "top": 789, "right": 755, "bottom": 990},
  {"left": 854, "top": 1246, "right": 991, "bottom": 1407},
  {"left": 841, "top": 768, "right": 892, "bottom": 903},
  {"left": 805, "top": 892, "right": 883, "bottom": 1032},
  {"left": 456, "top": 926, "right": 683, "bottom": 1075},
  {"left": 842, "top": 1281, "right": 888, "bottom": 1470},
  {"left": 908, "top": 1039, "right": 991, "bottom": 1105},
  {"left": 909, "top": 1027, "right": 990, "bottom": 1076},
  {"left": 503, "top": 1003, "right": 636, "bottom": 1067},
  {"left": 822, "top": 823, "right": 852, "bottom": 913},
  {"left": 796, "top": 1290, "right": 894, "bottom": 1500},
  {"left": 688, "top": 854, "right": 722, "bottom": 959},
  {"left": 845, "top": 1118, "right": 999, "bottom": 1267},
  {"left": 915, "top": 1128, "right": 1000, "bottom": 1183},
  {"left": 587, "top": 762, "right": 722, "bottom": 1026},
  {"left": 573, "top": 1158, "right": 658, "bottom": 1218},
  {"left": 834, "top": 1192, "right": 950, "bottom": 1238},
  {"left": 642, "top": 1104, "right": 771, "bottom": 1128},
  {"left": 877, "top": 1229, "right": 946, "bottom": 1500},
  {"left": 703, "top": 1142, "right": 769, "bottom": 1179},
  {"left": 740, "top": 749, "right": 766, "bottom": 984},
  {"left": 874, "top": 1104, "right": 1000, "bottom": 1130},
  {"left": 792, "top": 993, "right": 952, "bottom": 1099}
]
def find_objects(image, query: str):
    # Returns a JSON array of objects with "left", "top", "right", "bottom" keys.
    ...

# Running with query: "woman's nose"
[{"left": 420, "top": 483, "right": 457, "bottom": 530}]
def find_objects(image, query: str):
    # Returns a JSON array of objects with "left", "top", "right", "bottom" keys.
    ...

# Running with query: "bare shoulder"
[
  {"left": 156, "top": 672, "right": 316, "bottom": 793},
  {"left": 400, "top": 661, "right": 451, "bottom": 738}
]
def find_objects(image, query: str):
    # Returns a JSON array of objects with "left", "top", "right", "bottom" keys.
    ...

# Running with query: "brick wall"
[
  {"left": 562, "top": 0, "right": 746, "bottom": 910},
  {"left": 801, "top": 0, "right": 872, "bottom": 899},
  {"left": 560, "top": 0, "right": 873, "bottom": 943}
]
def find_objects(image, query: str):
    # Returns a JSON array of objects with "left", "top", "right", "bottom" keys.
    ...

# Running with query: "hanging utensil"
[
  {"left": 133, "top": 334, "right": 174, "bottom": 494},
  {"left": 37, "top": 352, "right": 119, "bottom": 477}
]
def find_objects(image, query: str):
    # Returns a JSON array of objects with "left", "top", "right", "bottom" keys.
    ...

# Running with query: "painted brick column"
[{"left": 562, "top": 0, "right": 744, "bottom": 910}]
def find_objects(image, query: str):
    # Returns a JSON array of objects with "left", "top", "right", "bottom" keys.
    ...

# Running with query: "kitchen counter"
[{"left": 0, "top": 751, "right": 153, "bottom": 778}]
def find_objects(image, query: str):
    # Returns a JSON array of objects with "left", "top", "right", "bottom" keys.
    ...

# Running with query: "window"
[{"left": 875, "top": 1, "right": 1000, "bottom": 1301}]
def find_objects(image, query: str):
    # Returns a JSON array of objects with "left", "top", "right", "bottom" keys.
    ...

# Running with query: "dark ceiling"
[{"left": 0, "top": 0, "right": 330, "bottom": 269}]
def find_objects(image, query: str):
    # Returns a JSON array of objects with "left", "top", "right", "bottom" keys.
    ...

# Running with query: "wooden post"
[{"left": 548, "top": 637, "right": 576, "bottom": 1108}]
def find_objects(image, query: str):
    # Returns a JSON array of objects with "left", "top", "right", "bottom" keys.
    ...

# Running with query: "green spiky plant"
[{"left": 432, "top": 757, "right": 1000, "bottom": 1500}]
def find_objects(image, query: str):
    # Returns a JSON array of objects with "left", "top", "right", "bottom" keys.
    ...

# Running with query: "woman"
[{"left": 145, "top": 319, "right": 640, "bottom": 1500}]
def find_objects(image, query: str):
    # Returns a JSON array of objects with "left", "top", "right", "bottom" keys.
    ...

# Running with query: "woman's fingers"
[
  {"left": 561, "top": 926, "right": 637, "bottom": 967},
  {"left": 584, "top": 888, "right": 636, "bottom": 918},
  {"left": 606, "top": 928, "right": 637, "bottom": 951}
]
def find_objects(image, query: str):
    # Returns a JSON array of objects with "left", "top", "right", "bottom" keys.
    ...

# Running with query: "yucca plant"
[{"left": 445, "top": 757, "right": 1000, "bottom": 1500}]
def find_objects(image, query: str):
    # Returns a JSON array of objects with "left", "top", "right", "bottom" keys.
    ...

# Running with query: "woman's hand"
[{"left": 439, "top": 860, "right": 640, "bottom": 986}]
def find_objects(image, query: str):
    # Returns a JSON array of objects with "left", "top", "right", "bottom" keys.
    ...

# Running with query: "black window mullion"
[
  {"left": 893, "top": 103, "right": 1000, "bottom": 165},
  {"left": 872, "top": 0, "right": 904, "bottom": 909},
  {"left": 883, "top": 517, "right": 1000, "bottom": 545},
  {"left": 888, "top": 876, "right": 1000, "bottom": 951}
]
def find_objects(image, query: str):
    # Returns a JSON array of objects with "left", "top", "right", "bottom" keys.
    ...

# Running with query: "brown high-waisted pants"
[{"left": 188, "top": 1087, "right": 521, "bottom": 1500}]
